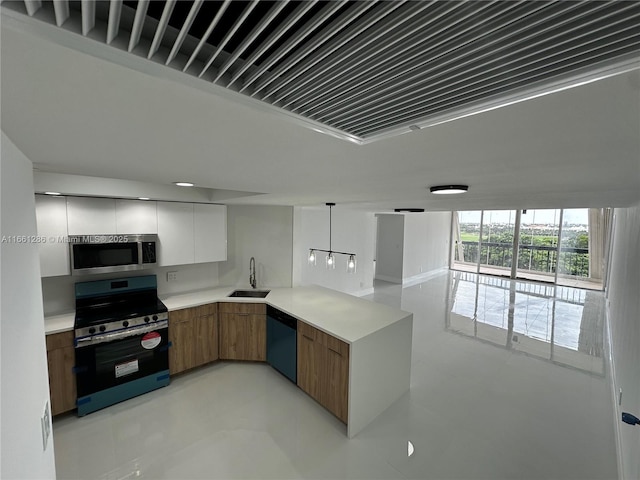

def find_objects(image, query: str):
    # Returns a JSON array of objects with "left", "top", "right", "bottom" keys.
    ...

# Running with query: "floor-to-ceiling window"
[
  {"left": 517, "top": 209, "right": 561, "bottom": 282},
  {"left": 452, "top": 208, "right": 605, "bottom": 290}
]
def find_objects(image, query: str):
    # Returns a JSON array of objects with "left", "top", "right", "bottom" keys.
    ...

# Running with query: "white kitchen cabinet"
[
  {"left": 194, "top": 204, "right": 227, "bottom": 263},
  {"left": 66, "top": 197, "right": 117, "bottom": 235},
  {"left": 115, "top": 199, "right": 158, "bottom": 234},
  {"left": 157, "top": 202, "right": 194, "bottom": 266},
  {"left": 35, "top": 195, "right": 70, "bottom": 277}
]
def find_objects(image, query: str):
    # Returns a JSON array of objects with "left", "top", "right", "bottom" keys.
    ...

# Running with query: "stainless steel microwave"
[{"left": 69, "top": 234, "right": 158, "bottom": 275}]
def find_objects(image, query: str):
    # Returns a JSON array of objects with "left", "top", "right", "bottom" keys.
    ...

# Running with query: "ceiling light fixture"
[
  {"left": 44, "top": 191, "right": 61, "bottom": 195},
  {"left": 138, "top": 197, "right": 150, "bottom": 201},
  {"left": 174, "top": 182, "right": 194, "bottom": 187},
  {"left": 308, "top": 203, "right": 357, "bottom": 274},
  {"left": 429, "top": 185, "right": 469, "bottom": 194}
]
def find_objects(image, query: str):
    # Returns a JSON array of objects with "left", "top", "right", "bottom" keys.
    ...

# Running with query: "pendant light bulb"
[
  {"left": 308, "top": 249, "right": 316, "bottom": 266},
  {"left": 347, "top": 255, "right": 357, "bottom": 274},
  {"left": 326, "top": 252, "right": 336, "bottom": 269}
]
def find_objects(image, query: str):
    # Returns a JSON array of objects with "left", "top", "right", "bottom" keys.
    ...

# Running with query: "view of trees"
[{"left": 457, "top": 222, "right": 590, "bottom": 277}]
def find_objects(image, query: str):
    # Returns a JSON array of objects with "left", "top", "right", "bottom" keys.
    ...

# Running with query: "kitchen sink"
[{"left": 228, "top": 290, "right": 270, "bottom": 298}]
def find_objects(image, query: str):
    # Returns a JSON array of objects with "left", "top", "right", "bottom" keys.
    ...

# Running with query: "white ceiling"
[{"left": 1, "top": 10, "right": 639, "bottom": 212}]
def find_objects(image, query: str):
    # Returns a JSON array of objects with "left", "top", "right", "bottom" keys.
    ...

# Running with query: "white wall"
[
  {"left": 41, "top": 263, "right": 220, "bottom": 315},
  {"left": 218, "top": 205, "right": 293, "bottom": 289},
  {"left": 402, "top": 212, "right": 452, "bottom": 282},
  {"left": 39, "top": 204, "right": 295, "bottom": 316},
  {"left": 606, "top": 205, "right": 640, "bottom": 480},
  {"left": 293, "top": 206, "right": 375, "bottom": 296},
  {"left": 1, "top": 132, "right": 57, "bottom": 479},
  {"left": 375, "top": 214, "right": 405, "bottom": 283}
]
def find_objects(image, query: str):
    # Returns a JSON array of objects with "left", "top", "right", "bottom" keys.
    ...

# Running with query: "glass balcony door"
[
  {"left": 516, "top": 209, "right": 561, "bottom": 283},
  {"left": 557, "top": 209, "right": 594, "bottom": 288},
  {"left": 478, "top": 210, "right": 517, "bottom": 277},
  {"left": 452, "top": 211, "right": 482, "bottom": 272},
  {"left": 452, "top": 208, "right": 604, "bottom": 291}
]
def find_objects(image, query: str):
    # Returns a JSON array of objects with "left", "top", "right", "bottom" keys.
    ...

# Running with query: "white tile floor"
[{"left": 52, "top": 271, "right": 618, "bottom": 479}]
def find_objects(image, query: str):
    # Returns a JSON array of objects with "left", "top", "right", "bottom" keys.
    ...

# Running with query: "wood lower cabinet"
[
  {"left": 297, "top": 321, "right": 349, "bottom": 423},
  {"left": 169, "top": 304, "right": 218, "bottom": 374},
  {"left": 297, "top": 321, "right": 324, "bottom": 402},
  {"left": 218, "top": 303, "right": 266, "bottom": 361},
  {"left": 46, "top": 331, "right": 76, "bottom": 416}
]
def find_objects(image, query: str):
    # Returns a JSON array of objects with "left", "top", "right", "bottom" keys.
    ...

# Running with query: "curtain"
[
  {"left": 588, "top": 208, "right": 612, "bottom": 280},
  {"left": 452, "top": 211, "right": 464, "bottom": 262}
]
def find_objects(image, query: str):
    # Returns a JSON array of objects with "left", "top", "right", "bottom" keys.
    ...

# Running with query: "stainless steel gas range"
[{"left": 73, "top": 275, "right": 170, "bottom": 416}]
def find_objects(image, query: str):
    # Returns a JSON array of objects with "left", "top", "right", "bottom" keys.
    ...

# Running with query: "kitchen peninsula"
[{"left": 45, "top": 286, "right": 413, "bottom": 438}]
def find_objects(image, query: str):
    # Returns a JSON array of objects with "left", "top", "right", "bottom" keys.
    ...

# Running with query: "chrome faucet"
[{"left": 249, "top": 257, "right": 256, "bottom": 289}]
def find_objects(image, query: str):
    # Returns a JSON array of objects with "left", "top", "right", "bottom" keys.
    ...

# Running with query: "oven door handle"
[{"left": 75, "top": 320, "right": 168, "bottom": 347}]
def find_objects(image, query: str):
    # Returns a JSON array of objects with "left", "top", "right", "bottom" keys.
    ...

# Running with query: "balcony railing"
[{"left": 455, "top": 241, "right": 590, "bottom": 277}]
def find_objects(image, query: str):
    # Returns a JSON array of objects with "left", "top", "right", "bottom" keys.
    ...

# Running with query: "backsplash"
[{"left": 41, "top": 263, "right": 219, "bottom": 315}]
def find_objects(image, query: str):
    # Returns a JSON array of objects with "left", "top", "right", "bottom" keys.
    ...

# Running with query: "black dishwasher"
[{"left": 266, "top": 306, "right": 297, "bottom": 383}]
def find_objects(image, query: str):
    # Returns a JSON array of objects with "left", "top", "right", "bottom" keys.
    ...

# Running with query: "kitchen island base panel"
[{"left": 348, "top": 314, "right": 413, "bottom": 438}]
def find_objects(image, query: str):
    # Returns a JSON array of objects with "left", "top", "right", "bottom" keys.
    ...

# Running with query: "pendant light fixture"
[{"left": 308, "top": 203, "right": 357, "bottom": 273}]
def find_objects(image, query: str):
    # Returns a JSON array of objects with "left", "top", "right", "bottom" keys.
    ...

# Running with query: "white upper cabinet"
[
  {"left": 66, "top": 197, "right": 117, "bottom": 235},
  {"left": 35, "top": 195, "right": 70, "bottom": 277},
  {"left": 115, "top": 199, "right": 158, "bottom": 234},
  {"left": 194, "top": 204, "right": 227, "bottom": 263},
  {"left": 157, "top": 202, "right": 194, "bottom": 267}
]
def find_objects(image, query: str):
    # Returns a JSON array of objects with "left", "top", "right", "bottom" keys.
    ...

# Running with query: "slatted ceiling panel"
[
  {"left": 199, "top": 0, "right": 258, "bottom": 78},
  {"left": 184, "top": 0, "right": 229, "bottom": 72},
  {"left": 215, "top": 1, "right": 290, "bottom": 83},
  {"left": 241, "top": 1, "right": 348, "bottom": 95},
  {"left": 285, "top": 1, "right": 459, "bottom": 114},
  {"left": 306, "top": 0, "right": 514, "bottom": 120},
  {"left": 147, "top": 0, "right": 174, "bottom": 59},
  {"left": 165, "top": 0, "right": 203, "bottom": 66},
  {"left": 226, "top": 1, "right": 317, "bottom": 89},
  {"left": 259, "top": 0, "right": 379, "bottom": 101},
  {"left": 52, "top": 0, "right": 68, "bottom": 26},
  {"left": 312, "top": 1, "right": 554, "bottom": 123},
  {"left": 80, "top": 0, "right": 94, "bottom": 35},
  {"left": 337, "top": 3, "right": 621, "bottom": 128},
  {"left": 127, "top": 0, "right": 147, "bottom": 51},
  {"left": 106, "top": 0, "right": 122, "bottom": 44},
  {"left": 274, "top": 0, "right": 409, "bottom": 109},
  {"left": 334, "top": 2, "right": 640, "bottom": 134},
  {"left": 24, "top": 0, "right": 41, "bottom": 16},
  {"left": 8, "top": 1, "right": 640, "bottom": 141}
]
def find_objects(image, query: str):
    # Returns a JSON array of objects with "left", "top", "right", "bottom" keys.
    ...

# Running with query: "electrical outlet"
[
  {"left": 41, "top": 401, "right": 50, "bottom": 451},
  {"left": 167, "top": 271, "right": 178, "bottom": 282}
]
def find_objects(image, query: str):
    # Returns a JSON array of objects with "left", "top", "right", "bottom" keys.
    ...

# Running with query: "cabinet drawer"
[
  {"left": 218, "top": 302, "right": 266, "bottom": 315},
  {"left": 326, "top": 335, "right": 349, "bottom": 358},
  {"left": 297, "top": 320, "right": 319, "bottom": 342},
  {"left": 169, "top": 308, "right": 193, "bottom": 323},
  {"left": 196, "top": 303, "right": 217, "bottom": 317},
  {"left": 46, "top": 331, "right": 74, "bottom": 351}
]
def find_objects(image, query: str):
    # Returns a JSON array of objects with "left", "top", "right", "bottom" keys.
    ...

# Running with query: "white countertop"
[{"left": 44, "top": 286, "right": 411, "bottom": 343}]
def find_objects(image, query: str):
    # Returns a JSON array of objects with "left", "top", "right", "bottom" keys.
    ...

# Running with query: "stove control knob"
[
  {"left": 152, "top": 315, "right": 158, "bottom": 321},
  {"left": 88, "top": 327, "right": 96, "bottom": 335},
  {"left": 99, "top": 325, "right": 106, "bottom": 332},
  {"left": 144, "top": 317, "right": 150, "bottom": 323},
  {"left": 122, "top": 321, "right": 129, "bottom": 328}
]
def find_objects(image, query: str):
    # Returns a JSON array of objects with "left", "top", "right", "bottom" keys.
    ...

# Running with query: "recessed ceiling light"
[
  {"left": 174, "top": 182, "right": 194, "bottom": 187},
  {"left": 138, "top": 197, "right": 150, "bottom": 200},
  {"left": 44, "top": 191, "right": 61, "bottom": 195},
  {"left": 429, "top": 185, "right": 469, "bottom": 194}
]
